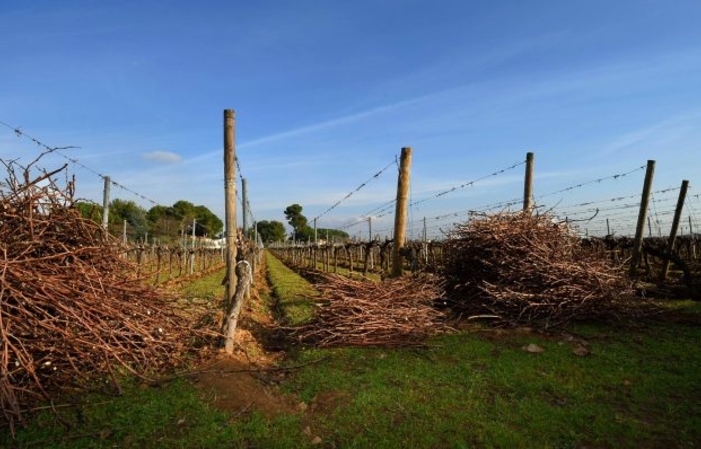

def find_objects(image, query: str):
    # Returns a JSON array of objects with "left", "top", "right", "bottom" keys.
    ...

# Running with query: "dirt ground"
[{"left": 190, "top": 263, "right": 305, "bottom": 420}]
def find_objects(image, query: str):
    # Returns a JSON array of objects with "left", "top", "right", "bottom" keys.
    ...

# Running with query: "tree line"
[
  {"left": 252, "top": 203, "right": 349, "bottom": 244},
  {"left": 76, "top": 199, "right": 223, "bottom": 244}
]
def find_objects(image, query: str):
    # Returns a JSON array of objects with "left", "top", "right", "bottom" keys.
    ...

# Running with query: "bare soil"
[{"left": 191, "top": 262, "right": 301, "bottom": 419}]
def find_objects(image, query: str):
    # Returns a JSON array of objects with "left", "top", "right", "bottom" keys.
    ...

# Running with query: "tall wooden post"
[
  {"left": 391, "top": 147, "right": 413, "bottom": 277},
  {"left": 660, "top": 180, "right": 689, "bottom": 280},
  {"left": 223, "top": 109, "right": 240, "bottom": 354},
  {"left": 368, "top": 217, "right": 373, "bottom": 241},
  {"left": 101, "top": 176, "right": 111, "bottom": 230},
  {"left": 690, "top": 216, "right": 694, "bottom": 236},
  {"left": 224, "top": 109, "right": 238, "bottom": 302},
  {"left": 629, "top": 160, "right": 655, "bottom": 277},
  {"left": 242, "top": 178, "right": 248, "bottom": 235},
  {"left": 190, "top": 218, "right": 196, "bottom": 274},
  {"left": 523, "top": 152, "right": 534, "bottom": 213}
]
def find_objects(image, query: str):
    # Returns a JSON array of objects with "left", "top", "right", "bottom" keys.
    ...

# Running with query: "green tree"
[
  {"left": 193, "top": 205, "right": 223, "bottom": 237},
  {"left": 74, "top": 201, "right": 103, "bottom": 224},
  {"left": 252, "top": 220, "right": 287, "bottom": 244},
  {"left": 147, "top": 202, "right": 223, "bottom": 240},
  {"left": 108, "top": 199, "right": 148, "bottom": 241},
  {"left": 284, "top": 203, "right": 312, "bottom": 241},
  {"left": 318, "top": 228, "right": 350, "bottom": 242},
  {"left": 146, "top": 205, "right": 180, "bottom": 241}
]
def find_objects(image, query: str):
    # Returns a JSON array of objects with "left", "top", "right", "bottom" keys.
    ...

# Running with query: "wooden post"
[
  {"left": 122, "top": 219, "right": 127, "bottom": 243},
  {"left": 314, "top": 218, "right": 318, "bottom": 245},
  {"left": 629, "top": 160, "right": 655, "bottom": 277},
  {"left": 101, "top": 176, "right": 110, "bottom": 230},
  {"left": 391, "top": 147, "right": 413, "bottom": 277},
  {"left": 223, "top": 109, "right": 239, "bottom": 355},
  {"left": 606, "top": 218, "right": 611, "bottom": 236},
  {"left": 368, "top": 217, "right": 372, "bottom": 241},
  {"left": 523, "top": 152, "right": 534, "bottom": 213},
  {"left": 660, "top": 180, "right": 689, "bottom": 280},
  {"left": 242, "top": 178, "right": 248, "bottom": 235},
  {"left": 190, "top": 218, "right": 196, "bottom": 274},
  {"left": 690, "top": 216, "right": 694, "bottom": 236}
]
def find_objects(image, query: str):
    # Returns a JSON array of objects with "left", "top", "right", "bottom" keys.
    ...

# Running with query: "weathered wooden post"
[
  {"left": 101, "top": 176, "right": 110, "bottom": 231},
  {"left": 629, "top": 160, "right": 655, "bottom": 277},
  {"left": 523, "top": 152, "right": 534, "bottom": 213},
  {"left": 660, "top": 180, "right": 689, "bottom": 280},
  {"left": 391, "top": 147, "right": 413, "bottom": 277},
  {"left": 242, "top": 178, "right": 248, "bottom": 235},
  {"left": 190, "top": 218, "right": 196, "bottom": 275},
  {"left": 223, "top": 109, "right": 239, "bottom": 354}
]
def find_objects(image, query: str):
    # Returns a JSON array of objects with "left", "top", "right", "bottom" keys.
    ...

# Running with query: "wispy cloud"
[
  {"left": 597, "top": 108, "right": 701, "bottom": 156},
  {"left": 142, "top": 150, "right": 182, "bottom": 163}
]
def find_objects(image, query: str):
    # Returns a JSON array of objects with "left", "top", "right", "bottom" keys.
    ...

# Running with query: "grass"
[
  {"left": 2, "top": 379, "right": 305, "bottom": 449},
  {"left": 265, "top": 252, "right": 318, "bottom": 326},
  {"left": 281, "top": 319, "right": 701, "bottom": 448},
  {"left": 4, "top": 254, "right": 701, "bottom": 448}
]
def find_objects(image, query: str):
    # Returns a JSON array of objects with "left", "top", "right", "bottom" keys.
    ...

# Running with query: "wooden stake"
[
  {"left": 629, "top": 160, "right": 655, "bottom": 277},
  {"left": 242, "top": 178, "right": 248, "bottom": 235},
  {"left": 660, "top": 180, "right": 689, "bottom": 280},
  {"left": 391, "top": 147, "right": 413, "bottom": 277},
  {"left": 101, "top": 176, "right": 111, "bottom": 230},
  {"left": 223, "top": 109, "right": 238, "bottom": 354},
  {"left": 523, "top": 152, "right": 534, "bottom": 213}
]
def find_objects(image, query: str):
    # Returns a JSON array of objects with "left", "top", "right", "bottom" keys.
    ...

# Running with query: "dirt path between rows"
[{"left": 191, "top": 260, "right": 301, "bottom": 419}]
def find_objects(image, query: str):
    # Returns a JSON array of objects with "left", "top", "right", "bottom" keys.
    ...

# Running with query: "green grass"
[
  {"left": 265, "top": 252, "right": 318, "bottom": 326},
  {"left": 178, "top": 267, "right": 227, "bottom": 302},
  {"left": 1, "top": 379, "right": 305, "bottom": 449},
  {"left": 281, "top": 320, "right": 701, "bottom": 448}
]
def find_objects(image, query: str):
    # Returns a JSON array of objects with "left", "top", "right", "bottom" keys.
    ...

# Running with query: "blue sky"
[{"left": 2, "top": 0, "right": 701, "bottom": 239}]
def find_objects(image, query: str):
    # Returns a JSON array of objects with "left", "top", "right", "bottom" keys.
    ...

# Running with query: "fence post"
[
  {"left": 101, "top": 176, "right": 110, "bottom": 230},
  {"left": 391, "top": 147, "right": 413, "bottom": 277},
  {"left": 223, "top": 109, "right": 239, "bottom": 355},
  {"left": 523, "top": 152, "right": 534, "bottom": 213},
  {"left": 629, "top": 160, "right": 656, "bottom": 277},
  {"left": 660, "top": 180, "right": 689, "bottom": 280},
  {"left": 242, "top": 178, "right": 248, "bottom": 235},
  {"left": 190, "top": 218, "right": 196, "bottom": 274},
  {"left": 690, "top": 216, "right": 694, "bottom": 236}
]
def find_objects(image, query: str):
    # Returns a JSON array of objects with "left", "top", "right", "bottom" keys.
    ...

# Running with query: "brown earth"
[{"left": 190, "top": 261, "right": 302, "bottom": 419}]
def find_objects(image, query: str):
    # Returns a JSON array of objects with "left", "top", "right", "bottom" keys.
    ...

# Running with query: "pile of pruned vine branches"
[
  {"left": 292, "top": 273, "right": 451, "bottom": 347},
  {"left": 442, "top": 212, "right": 639, "bottom": 326},
  {"left": 0, "top": 156, "right": 209, "bottom": 435}
]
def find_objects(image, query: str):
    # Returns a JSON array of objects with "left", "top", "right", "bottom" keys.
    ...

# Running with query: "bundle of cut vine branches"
[
  {"left": 442, "top": 212, "right": 639, "bottom": 326},
  {"left": 0, "top": 158, "right": 205, "bottom": 435},
  {"left": 292, "top": 273, "right": 451, "bottom": 347}
]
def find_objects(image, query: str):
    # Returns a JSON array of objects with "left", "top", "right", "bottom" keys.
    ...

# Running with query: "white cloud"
[{"left": 142, "top": 151, "right": 182, "bottom": 163}]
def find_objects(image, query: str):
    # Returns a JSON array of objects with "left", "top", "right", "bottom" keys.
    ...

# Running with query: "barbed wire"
[
  {"left": 0, "top": 119, "right": 161, "bottom": 205},
  {"left": 409, "top": 159, "right": 526, "bottom": 209},
  {"left": 534, "top": 165, "right": 646, "bottom": 201},
  {"left": 312, "top": 158, "right": 397, "bottom": 223}
]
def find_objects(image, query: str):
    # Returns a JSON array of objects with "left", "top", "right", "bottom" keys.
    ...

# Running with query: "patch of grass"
[
  {"left": 1, "top": 379, "right": 306, "bottom": 449},
  {"left": 178, "top": 267, "right": 227, "bottom": 302},
  {"left": 265, "top": 252, "right": 318, "bottom": 326},
  {"left": 281, "top": 321, "right": 701, "bottom": 448}
]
